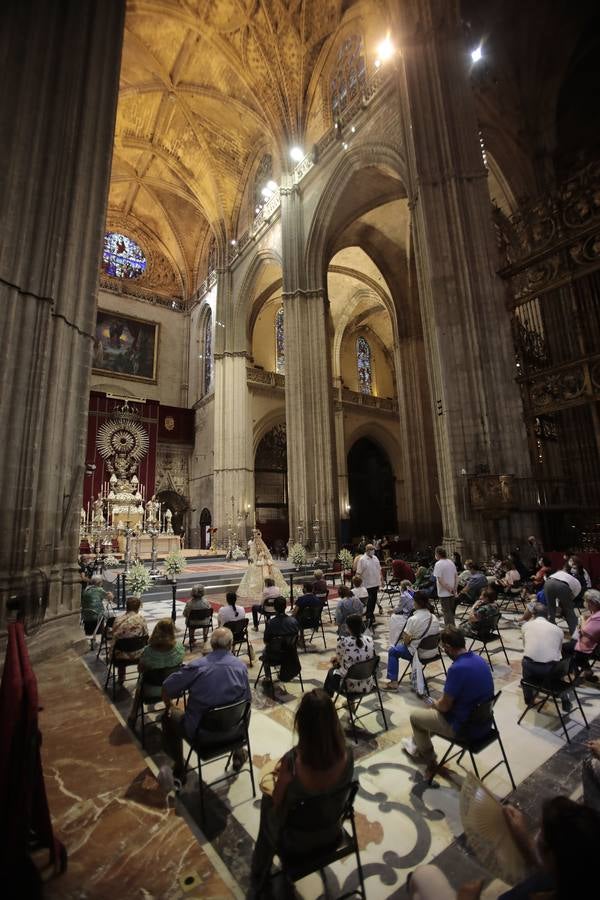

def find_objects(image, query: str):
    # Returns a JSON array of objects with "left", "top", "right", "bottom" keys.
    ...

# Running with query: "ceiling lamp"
[
  {"left": 471, "top": 45, "right": 483, "bottom": 63},
  {"left": 290, "top": 146, "right": 304, "bottom": 162},
  {"left": 376, "top": 35, "right": 394, "bottom": 65}
]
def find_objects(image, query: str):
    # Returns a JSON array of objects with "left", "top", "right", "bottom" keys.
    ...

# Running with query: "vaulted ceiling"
[{"left": 106, "top": 0, "right": 386, "bottom": 300}]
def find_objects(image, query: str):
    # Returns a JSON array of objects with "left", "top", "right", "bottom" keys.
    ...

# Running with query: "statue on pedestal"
[
  {"left": 237, "top": 528, "right": 288, "bottom": 600},
  {"left": 146, "top": 494, "right": 159, "bottom": 528},
  {"left": 92, "top": 493, "right": 105, "bottom": 525},
  {"left": 165, "top": 507, "right": 174, "bottom": 535}
]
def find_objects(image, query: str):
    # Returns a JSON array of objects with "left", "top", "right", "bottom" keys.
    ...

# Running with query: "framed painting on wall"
[{"left": 92, "top": 310, "right": 159, "bottom": 383}]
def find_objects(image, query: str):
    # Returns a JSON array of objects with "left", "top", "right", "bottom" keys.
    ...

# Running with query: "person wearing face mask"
[{"left": 356, "top": 543, "right": 382, "bottom": 628}]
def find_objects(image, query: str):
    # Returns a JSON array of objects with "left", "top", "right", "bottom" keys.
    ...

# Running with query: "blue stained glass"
[
  {"left": 275, "top": 306, "right": 285, "bottom": 374},
  {"left": 357, "top": 336, "right": 372, "bottom": 394},
  {"left": 103, "top": 232, "right": 147, "bottom": 279},
  {"left": 330, "top": 34, "right": 366, "bottom": 118}
]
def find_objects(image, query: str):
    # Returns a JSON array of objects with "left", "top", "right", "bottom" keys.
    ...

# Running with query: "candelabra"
[
  {"left": 148, "top": 527, "right": 160, "bottom": 576},
  {"left": 312, "top": 517, "right": 321, "bottom": 563}
]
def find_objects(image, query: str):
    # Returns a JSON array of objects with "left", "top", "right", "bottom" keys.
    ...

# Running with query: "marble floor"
[{"left": 38, "top": 587, "right": 600, "bottom": 899}]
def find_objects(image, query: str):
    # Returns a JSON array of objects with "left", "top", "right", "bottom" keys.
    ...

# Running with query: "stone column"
[
  {"left": 0, "top": 0, "right": 125, "bottom": 632},
  {"left": 212, "top": 271, "right": 254, "bottom": 550},
  {"left": 395, "top": 0, "right": 534, "bottom": 555},
  {"left": 280, "top": 179, "right": 339, "bottom": 552}
]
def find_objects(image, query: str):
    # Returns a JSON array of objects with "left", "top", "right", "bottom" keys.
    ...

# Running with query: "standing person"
[
  {"left": 543, "top": 566, "right": 581, "bottom": 636},
  {"left": 356, "top": 543, "right": 382, "bottom": 627},
  {"left": 433, "top": 546, "right": 458, "bottom": 625}
]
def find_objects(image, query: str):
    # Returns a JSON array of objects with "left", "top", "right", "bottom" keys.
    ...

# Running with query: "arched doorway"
[
  {"left": 199, "top": 507, "right": 212, "bottom": 549},
  {"left": 255, "top": 424, "right": 288, "bottom": 549},
  {"left": 156, "top": 490, "right": 188, "bottom": 541},
  {"left": 347, "top": 437, "right": 396, "bottom": 538}
]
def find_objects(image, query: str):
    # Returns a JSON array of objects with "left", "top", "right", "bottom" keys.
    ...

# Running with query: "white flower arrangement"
[
  {"left": 126, "top": 561, "right": 152, "bottom": 597},
  {"left": 289, "top": 542, "right": 307, "bottom": 566},
  {"left": 231, "top": 546, "right": 246, "bottom": 560},
  {"left": 103, "top": 554, "right": 121, "bottom": 568},
  {"left": 164, "top": 550, "right": 186, "bottom": 578},
  {"left": 338, "top": 548, "right": 353, "bottom": 570}
]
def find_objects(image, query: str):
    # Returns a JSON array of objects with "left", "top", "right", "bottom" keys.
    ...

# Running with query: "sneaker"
[
  {"left": 583, "top": 671, "right": 599, "bottom": 683},
  {"left": 382, "top": 681, "right": 399, "bottom": 691},
  {"left": 401, "top": 737, "right": 422, "bottom": 759}
]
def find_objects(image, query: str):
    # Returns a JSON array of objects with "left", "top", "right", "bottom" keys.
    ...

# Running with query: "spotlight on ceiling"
[
  {"left": 266, "top": 180, "right": 278, "bottom": 192},
  {"left": 471, "top": 45, "right": 483, "bottom": 63},
  {"left": 376, "top": 35, "right": 394, "bottom": 63},
  {"left": 290, "top": 146, "right": 304, "bottom": 162},
  {"left": 230, "top": 239, "right": 237, "bottom": 246},
  {"left": 261, "top": 187, "right": 271, "bottom": 198}
]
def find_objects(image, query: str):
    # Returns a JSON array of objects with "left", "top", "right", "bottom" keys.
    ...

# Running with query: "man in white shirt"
[
  {"left": 544, "top": 568, "right": 581, "bottom": 636},
  {"left": 356, "top": 544, "right": 382, "bottom": 627},
  {"left": 433, "top": 546, "right": 458, "bottom": 625},
  {"left": 521, "top": 603, "right": 565, "bottom": 704}
]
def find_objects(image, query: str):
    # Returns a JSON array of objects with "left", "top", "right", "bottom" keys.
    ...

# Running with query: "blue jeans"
[{"left": 387, "top": 643, "right": 412, "bottom": 680}]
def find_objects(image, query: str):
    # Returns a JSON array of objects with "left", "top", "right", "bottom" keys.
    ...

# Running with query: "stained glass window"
[
  {"left": 203, "top": 311, "right": 213, "bottom": 395},
  {"left": 356, "top": 336, "right": 372, "bottom": 394},
  {"left": 330, "top": 35, "right": 366, "bottom": 120},
  {"left": 102, "top": 232, "right": 147, "bottom": 279},
  {"left": 275, "top": 306, "right": 285, "bottom": 374}
]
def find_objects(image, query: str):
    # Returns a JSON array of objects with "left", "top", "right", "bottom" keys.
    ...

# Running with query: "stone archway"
[
  {"left": 199, "top": 507, "right": 212, "bottom": 549},
  {"left": 347, "top": 437, "right": 397, "bottom": 539},
  {"left": 156, "top": 489, "right": 188, "bottom": 540},
  {"left": 254, "top": 423, "right": 288, "bottom": 550}
]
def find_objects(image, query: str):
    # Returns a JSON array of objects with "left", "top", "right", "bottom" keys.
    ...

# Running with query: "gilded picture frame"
[{"left": 92, "top": 310, "right": 159, "bottom": 383}]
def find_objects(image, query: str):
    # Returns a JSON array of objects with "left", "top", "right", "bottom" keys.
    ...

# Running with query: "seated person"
[
  {"left": 161, "top": 627, "right": 250, "bottom": 783},
  {"left": 251, "top": 577, "right": 279, "bottom": 631},
  {"left": 563, "top": 589, "right": 600, "bottom": 681},
  {"left": 127, "top": 618, "right": 184, "bottom": 727},
  {"left": 457, "top": 559, "right": 474, "bottom": 590},
  {"left": 569, "top": 554, "right": 592, "bottom": 596},
  {"left": 262, "top": 596, "right": 301, "bottom": 683},
  {"left": 291, "top": 582, "right": 323, "bottom": 620},
  {"left": 402, "top": 625, "right": 494, "bottom": 779},
  {"left": 388, "top": 581, "right": 416, "bottom": 646},
  {"left": 520, "top": 603, "right": 565, "bottom": 706},
  {"left": 218, "top": 591, "right": 247, "bottom": 626},
  {"left": 324, "top": 614, "right": 375, "bottom": 696},
  {"left": 182, "top": 584, "right": 212, "bottom": 646},
  {"left": 81, "top": 574, "right": 113, "bottom": 646},
  {"left": 249, "top": 690, "right": 353, "bottom": 894},
  {"left": 496, "top": 559, "right": 522, "bottom": 592},
  {"left": 351, "top": 574, "right": 369, "bottom": 603},
  {"left": 392, "top": 556, "right": 415, "bottom": 583},
  {"left": 312, "top": 569, "right": 328, "bottom": 596},
  {"left": 461, "top": 586, "right": 500, "bottom": 637},
  {"left": 531, "top": 555, "right": 553, "bottom": 588},
  {"left": 385, "top": 591, "right": 440, "bottom": 689},
  {"left": 456, "top": 561, "right": 488, "bottom": 606},
  {"left": 335, "top": 585, "right": 365, "bottom": 636},
  {"left": 111, "top": 596, "right": 148, "bottom": 684},
  {"left": 413, "top": 566, "right": 432, "bottom": 590}
]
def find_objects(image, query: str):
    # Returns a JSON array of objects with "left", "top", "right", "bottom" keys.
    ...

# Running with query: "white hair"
[
  {"left": 91, "top": 574, "right": 103, "bottom": 585},
  {"left": 585, "top": 589, "right": 600, "bottom": 608},
  {"left": 210, "top": 627, "right": 233, "bottom": 651},
  {"left": 191, "top": 584, "right": 205, "bottom": 598}
]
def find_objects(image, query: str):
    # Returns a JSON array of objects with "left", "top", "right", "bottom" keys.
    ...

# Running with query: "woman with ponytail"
[
  {"left": 217, "top": 591, "right": 246, "bottom": 626},
  {"left": 324, "top": 613, "right": 375, "bottom": 696}
]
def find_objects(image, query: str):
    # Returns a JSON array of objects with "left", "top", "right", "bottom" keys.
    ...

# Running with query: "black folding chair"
[
  {"left": 131, "top": 664, "right": 182, "bottom": 747},
  {"left": 183, "top": 607, "right": 213, "bottom": 649},
  {"left": 334, "top": 656, "right": 388, "bottom": 744},
  {"left": 315, "top": 591, "right": 332, "bottom": 623},
  {"left": 254, "top": 633, "right": 304, "bottom": 693},
  {"left": 225, "top": 617, "right": 253, "bottom": 662},
  {"left": 397, "top": 633, "right": 448, "bottom": 695},
  {"left": 428, "top": 691, "right": 516, "bottom": 792},
  {"left": 104, "top": 634, "right": 148, "bottom": 699},
  {"left": 184, "top": 699, "right": 255, "bottom": 821},
  {"left": 262, "top": 780, "right": 366, "bottom": 899},
  {"left": 380, "top": 576, "right": 401, "bottom": 607},
  {"left": 298, "top": 603, "right": 327, "bottom": 650},
  {"left": 96, "top": 613, "right": 116, "bottom": 664},
  {"left": 498, "top": 585, "right": 526, "bottom": 616},
  {"left": 518, "top": 657, "right": 589, "bottom": 743},
  {"left": 464, "top": 611, "right": 510, "bottom": 669}
]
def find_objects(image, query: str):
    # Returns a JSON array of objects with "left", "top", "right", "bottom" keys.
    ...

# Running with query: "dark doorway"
[
  {"left": 255, "top": 424, "right": 289, "bottom": 550},
  {"left": 347, "top": 438, "right": 396, "bottom": 538},
  {"left": 156, "top": 490, "right": 188, "bottom": 540},
  {"left": 199, "top": 507, "right": 212, "bottom": 549}
]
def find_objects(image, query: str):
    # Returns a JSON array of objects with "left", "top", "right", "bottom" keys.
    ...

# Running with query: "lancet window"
[
  {"left": 356, "top": 335, "right": 372, "bottom": 394},
  {"left": 330, "top": 35, "right": 366, "bottom": 120},
  {"left": 275, "top": 306, "right": 285, "bottom": 374}
]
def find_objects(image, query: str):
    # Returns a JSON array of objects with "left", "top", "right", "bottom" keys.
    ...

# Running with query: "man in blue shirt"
[
  {"left": 161, "top": 627, "right": 250, "bottom": 782},
  {"left": 291, "top": 582, "right": 323, "bottom": 619},
  {"left": 402, "top": 625, "right": 494, "bottom": 778}
]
